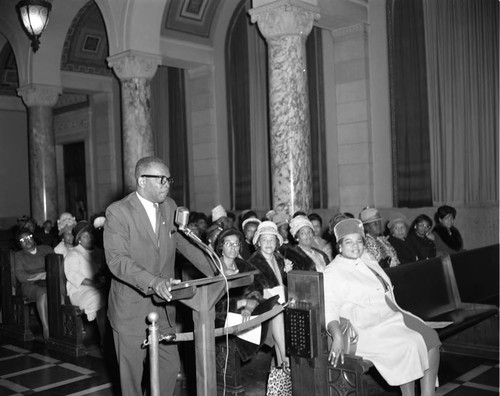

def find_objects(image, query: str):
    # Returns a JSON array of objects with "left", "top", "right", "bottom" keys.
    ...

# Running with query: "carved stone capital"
[
  {"left": 249, "top": 0, "right": 320, "bottom": 40},
  {"left": 17, "top": 84, "right": 62, "bottom": 108},
  {"left": 107, "top": 50, "right": 162, "bottom": 81}
]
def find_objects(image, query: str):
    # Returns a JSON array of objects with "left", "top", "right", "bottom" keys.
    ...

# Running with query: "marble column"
[
  {"left": 249, "top": 0, "right": 319, "bottom": 215},
  {"left": 18, "top": 84, "right": 61, "bottom": 225},
  {"left": 107, "top": 50, "right": 161, "bottom": 192}
]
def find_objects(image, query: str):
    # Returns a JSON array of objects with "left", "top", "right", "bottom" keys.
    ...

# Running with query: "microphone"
[
  {"left": 174, "top": 206, "right": 221, "bottom": 276},
  {"left": 175, "top": 207, "right": 190, "bottom": 231}
]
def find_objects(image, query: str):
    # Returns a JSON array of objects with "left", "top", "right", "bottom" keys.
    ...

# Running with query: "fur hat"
[
  {"left": 334, "top": 219, "right": 365, "bottom": 241},
  {"left": 272, "top": 212, "right": 290, "bottom": 228},
  {"left": 387, "top": 212, "right": 409, "bottom": 230},
  {"left": 359, "top": 207, "right": 382, "bottom": 225},
  {"left": 211, "top": 205, "right": 227, "bottom": 222},
  {"left": 289, "top": 215, "right": 314, "bottom": 238},
  {"left": 242, "top": 217, "right": 261, "bottom": 230},
  {"left": 57, "top": 212, "right": 77, "bottom": 235},
  {"left": 252, "top": 221, "right": 283, "bottom": 247}
]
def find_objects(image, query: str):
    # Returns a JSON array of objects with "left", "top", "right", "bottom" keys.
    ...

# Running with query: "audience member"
[
  {"left": 240, "top": 217, "right": 261, "bottom": 260},
  {"left": 308, "top": 212, "right": 333, "bottom": 260},
  {"left": 286, "top": 215, "right": 330, "bottom": 272},
  {"left": 359, "top": 207, "right": 400, "bottom": 268},
  {"left": 387, "top": 213, "right": 418, "bottom": 264},
  {"left": 211, "top": 204, "right": 231, "bottom": 230},
  {"left": 54, "top": 212, "right": 77, "bottom": 257},
  {"left": 226, "top": 211, "right": 236, "bottom": 229},
  {"left": 14, "top": 228, "right": 53, "bottom": 339},
  {"left": 248, "top": 221, "right": 293, "bottom": 367},
  {"left": 324, "top": 218, "right": 440, "bottom": 396},
  {"left": 271, "top": 211, "right": 292, "bottom": 251},
  {"left": 38, "top": 220, "right": 58, "bottom": 247},
  {"left": 433, "top": 205, "right": 464, "bottom": 255},
  {"left": 327, "top": 212, "right": 349, "bottom": 256},
  {"left": 407, "top": 214, "right": 437, "bottom": 260},
  {"left": 64, "top": 221, "right": 107, "bottom": 347}
]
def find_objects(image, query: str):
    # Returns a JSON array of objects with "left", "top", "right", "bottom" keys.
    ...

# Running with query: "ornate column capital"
[
  {"left": 249, "top": 0, "right": 320, "bottom": 40},
  {"left": 107, "top": 50, "right": 162, "bottom": 80},
  {"left": 17, "top": 84, "right": 62, "bottom": 108}
]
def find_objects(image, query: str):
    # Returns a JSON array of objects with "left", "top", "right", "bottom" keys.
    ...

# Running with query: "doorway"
[{"left": 63, "top": 142, "right": 87, "bottom": 221}]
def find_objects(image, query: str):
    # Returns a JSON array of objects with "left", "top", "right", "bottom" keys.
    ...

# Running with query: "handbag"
[{"left": 266, "top": 364, "right": 292, "bottom": 396}]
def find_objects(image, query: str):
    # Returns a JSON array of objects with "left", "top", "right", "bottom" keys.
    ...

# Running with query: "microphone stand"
[{"left": 177, "top": 226, "right": 223, "bottom": 277}]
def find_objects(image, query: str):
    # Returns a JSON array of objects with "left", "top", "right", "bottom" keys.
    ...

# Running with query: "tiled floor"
[{"left": 0, "top": 336, "right": 497, "bottom": 395}]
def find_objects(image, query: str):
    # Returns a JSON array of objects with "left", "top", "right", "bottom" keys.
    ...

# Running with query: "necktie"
[{"left": 154, "top": 203, "right": 161, "bottom": 237}]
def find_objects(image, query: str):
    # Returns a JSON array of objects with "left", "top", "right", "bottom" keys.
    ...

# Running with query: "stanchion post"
[{"left": 147, "top": 312, "right": 160, "bottom": 396}]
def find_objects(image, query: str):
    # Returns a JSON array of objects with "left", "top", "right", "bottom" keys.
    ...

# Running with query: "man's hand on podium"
[{"left": 149, "top": 276, "right": 181, "bottom": 301}]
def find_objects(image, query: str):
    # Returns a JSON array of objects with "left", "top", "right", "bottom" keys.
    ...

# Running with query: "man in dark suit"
[{"left": 103, "top": 156, "right": 214, "bottom": 396}]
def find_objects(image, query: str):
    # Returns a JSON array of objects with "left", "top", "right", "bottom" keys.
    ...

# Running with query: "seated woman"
[
  {"left": 407, "top": 214, "right": 437, "bottom": 261},
  {"left": 359, "top": 207, "right": 400, "bottom": 268},
  {"left": 248, "top": 221, "right": 293, "bottom": 367},
  {"left": 308, "top": 213, "right": 333, "bottom": 261},
  {"left": 54, "top": 212, "right": 77, "bottom": 257},
  {"left": 324, "top": 219, "right": 440, "bottom": 396},
  {"left": 433, "top": 205, "right": 464, "bottom": 256},
  {"left": 14, "top": 228, "right": 54, "bottom": 339},
  {"left": 285, "top": 215, "right": 330, "bottom": 272},
  {"left": 387, "top": 213, "right": 418, "bottom": 264},
  {"left": 64, "top": 221, "right": 107, "bottom": 347},
  {"left": 214, "top": 229, "right": 267, "bottom": 361}
]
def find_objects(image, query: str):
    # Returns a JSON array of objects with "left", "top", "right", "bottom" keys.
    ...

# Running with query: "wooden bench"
[
  {"left": 45, "top": 253, "right": 87, "bottom": 356},
  {"left": 286, "top": 253, "right": 499, "bottom": 396},
  {"left": 449, "top": 244, "right": 499, "bottom": 306},
  {"left": 0, "top": 249, "right": 36, "bottom": 341},
  {"left": 385, "top": 254, "right": 498, "bottom": 340}
]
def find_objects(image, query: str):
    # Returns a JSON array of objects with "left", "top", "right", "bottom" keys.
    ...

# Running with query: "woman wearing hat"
[
  {"left": 64, "top": 221, "right": 107, "bottom": 347},
  {"left": 359, "top": 207, "right": 400, "bottom": 268},
  {"left": 14, "top": 227, "right": 54, "bottom": 339},
  {"left": 285, "top": 215, "right": 330, "bottom": 272},
  {"left": 387, "top": 213, "right": 418, "bottom": 264},
  {"left": 213, "top": 229, "right": 272, "bottom": 361},
  {"left": 324, "top": 219, "right": 440, "bottom": 396},
  {"left": 54, "top": 212, "right": 77, "bottom": 257},
  {"left": 248, "top": 221, "right": 293, "bottom": 367}
]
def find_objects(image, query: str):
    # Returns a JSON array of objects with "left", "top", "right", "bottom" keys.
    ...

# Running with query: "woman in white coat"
[
  {"left": 64, "top": 221, "right": 107, "bottom": 347},
  {"left": 324, "top": 218, "right": 440, "bottom": 396}
]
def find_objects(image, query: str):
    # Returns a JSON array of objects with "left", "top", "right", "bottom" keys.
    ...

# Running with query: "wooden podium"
[{"left": 147, "top": 270, "right": 264, "bottom": 396}]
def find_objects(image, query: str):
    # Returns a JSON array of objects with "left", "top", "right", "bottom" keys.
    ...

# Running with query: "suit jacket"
[{"left": 103, "top": 192, "right": 213, "bottom": 335}]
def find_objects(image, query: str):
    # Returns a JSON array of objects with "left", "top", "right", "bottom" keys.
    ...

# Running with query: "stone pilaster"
[
  {"left": 107, "top": 50, "right": 161, "bottom": 192},
  {"left": 17, "top": 83, "right": 62, "bottom": 225},
  {"left": 249, "top": 0, "right": 319, "bottom": 215}
]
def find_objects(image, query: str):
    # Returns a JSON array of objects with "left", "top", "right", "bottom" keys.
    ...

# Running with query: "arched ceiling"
[{"left": 0, "top": 0, "right": 367, "bottom": 93}]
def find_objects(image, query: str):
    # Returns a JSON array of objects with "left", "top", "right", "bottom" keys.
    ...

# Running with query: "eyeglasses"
[
  {"left": 224, "top": 241, "right": 241, "bottom": 248},
  {"left": 141, "top": 175, "right": 174, "bottom": 185},
  {"left": 19, "top": 234, "right": 33, "bottom": 243}
]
